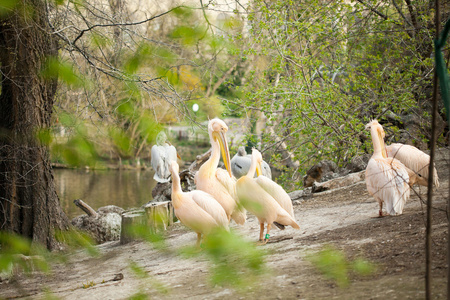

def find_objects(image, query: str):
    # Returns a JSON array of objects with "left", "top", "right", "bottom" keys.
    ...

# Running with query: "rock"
[
  {"left": 347, "top": 154, "right": 371, "bottom": 173},
  {"left": 98, "top": 205, "right": 124, "bottom": 215},
  {"left": 71, "top": 206, "right": 123, "bottom": 244},
  {"left": 150, "top": 169, "right": 196, "bottom": 203},
  {"left": 303, "top": 160, "right": 338, "bottom": 187},
  {"left": 288, "top": 187, "right": 312, "bottom": 201},
  {"left": 151, "top": 182, "right": 172, "bottom": 202},
  {"left": 312, "top": 170, "right": 365, "bottom": 193}
]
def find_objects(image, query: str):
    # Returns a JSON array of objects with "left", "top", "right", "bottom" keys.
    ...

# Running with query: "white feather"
[
  {"left": 190, "top": 190, "right": 229, "bottom": 229},
  {"left": 255, "top": 175, "right": 295, "bottom": 218},
  {"left": 366, "top": 157, "right": 410, "bottom": 215},
  {"left": 151, "top": 142, "right": 177, "bottom": 183},
  {"left": 386, "top": 143, "right": 439, "bottom": 187}
]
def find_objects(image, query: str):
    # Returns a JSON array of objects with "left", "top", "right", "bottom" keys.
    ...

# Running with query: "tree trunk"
[{"left": 0, "top": 0, "right": 69, "bottom": 250}]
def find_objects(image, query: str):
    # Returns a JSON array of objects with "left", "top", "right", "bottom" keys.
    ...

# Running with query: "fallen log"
[
  {"left": 73, "top": 199, "right": 98, "bottom": 218},
  {"left": 312, "top": 170, "right": 365, "bottom": 193}
]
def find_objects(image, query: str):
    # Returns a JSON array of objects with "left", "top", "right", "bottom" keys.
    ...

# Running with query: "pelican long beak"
[
  {"left": 256, "top": 162, "right": 262, "bottom": 177},
  {"left": 213, "top": 131, "right": 232, "bottom": 177}
]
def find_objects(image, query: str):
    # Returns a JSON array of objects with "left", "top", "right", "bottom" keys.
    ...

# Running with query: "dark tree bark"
[{"left": 0, "top": 0, "right": 69, "bottom": 250}]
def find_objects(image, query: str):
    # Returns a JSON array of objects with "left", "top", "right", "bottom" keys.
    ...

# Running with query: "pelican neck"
[
  {"left": 247, "top": 154, "right": 258, "bottom": 177},
  {"left": 370, "top": 126, "right": 384, "bottom": 158}
]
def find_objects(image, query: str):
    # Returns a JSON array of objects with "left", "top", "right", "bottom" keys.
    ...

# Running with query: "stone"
[
  {"left": 71, "top": 206, "right": 123, "bottom": 244},
  {"left": 347, "top": 154, "right": 371, "bottom": 173},
  {"left": 303, "top": 160, "right": 338, "bottom": 187}
]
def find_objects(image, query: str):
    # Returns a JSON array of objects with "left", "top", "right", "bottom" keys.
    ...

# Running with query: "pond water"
[{"left": 54, "top": 169, "right": 157, "bottom": 220}]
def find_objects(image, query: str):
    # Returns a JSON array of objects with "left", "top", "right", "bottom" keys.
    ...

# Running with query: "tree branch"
[{"left": 72, "top": 6, "right": 184, "bottom": 45}]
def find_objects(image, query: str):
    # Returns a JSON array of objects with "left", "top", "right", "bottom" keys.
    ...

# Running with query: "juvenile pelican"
[
  {"left": 236, "top": 149, "right": 299, "bottom": 244},
  {"left": 151, "top": 131, "right": 179, "bottom": 183},
  {"left": 195, "top": 118, "right": 246, "bottom": 225},
  {"left": 169, "top": 161, "right": 228, "bottom": 247},
  {"left": 365, "top": 120, "right": 410, "bottom": 216},
  {"left": 386, "top": 143, "right": 439, "bottom": 188},
  {"left": 231, "top": 146, "right": 272, "bottom": 179}
]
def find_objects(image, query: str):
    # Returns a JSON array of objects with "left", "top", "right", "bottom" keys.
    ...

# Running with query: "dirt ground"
[{"left": 1, "top": 149, "right": 449, "bottom": 299}]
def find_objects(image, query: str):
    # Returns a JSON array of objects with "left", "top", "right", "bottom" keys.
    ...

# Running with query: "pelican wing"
[
  {"left": 386, "top": 143, "right": 439, "bottom": 187},
  {"left": 151, "top": 145, "right": 170, "bottom": 183},
  {"left": 174, "top": 198, "right": 218, "bottom": 235},
  {"left": 236, "top": 177, "right": 299, "bottom": 229},
  {"left": 255, "top": 175, "right": 295, "bottom": 218},
  {"left": 215, "top": 168, "right": 237, "bottom": 199},
  {"left": 365, "top": 157, "right": 410, "bottom": 215},
  {"left": 216, "top": 168, "right": 247, "bottom": 225},
  {"left": 166, "top": 145, "right": 178, "bottom": 164},
  {"left": 190, "top": 190, "right": 229, "bottom": 229}
]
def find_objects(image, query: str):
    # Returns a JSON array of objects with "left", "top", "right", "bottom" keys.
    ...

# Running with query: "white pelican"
[
  {"left": 236, "top": 149, "right": 299, "bottom": 244},
  {"left": 365, "top": 120, "right": 410, "bottom": 216},
  {"left": 169, "top": 161, "right": 228, "bottom": 246},
  {"left": 231, "top": 146, "right": 272, "bottom": 179},
  {"left": 151, "top": 131, "right": 179, "bottom": 183},
  {"left": 195, "top": 118, "right": 246, "bottom": 225},
  {"left": 386, "top": 143, "right": 439, "bottom": 188}
]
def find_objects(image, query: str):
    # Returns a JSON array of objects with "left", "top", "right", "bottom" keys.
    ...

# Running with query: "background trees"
[
  {"left": 228, "top": 0, "right": 448, "bottom": 189},
  {"left": 0, "top": 0, "right": 447, "bottom": 247}
]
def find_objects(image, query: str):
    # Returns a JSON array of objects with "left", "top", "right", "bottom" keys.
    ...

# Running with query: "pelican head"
[
  {"left": 156, "top": 131, "right": 168, "bottom": 146},
  {"left": 365, "top": 119, "right": 387, "bottom": 158},
  {"left": 208, "top": 118, "right": 232, "bottom": 177},
  {"left": 251, "top": 148, "right": 263, "bottom": 177},
  {"left": 237, "top": 146, "right": 247, "bottom": 156}
]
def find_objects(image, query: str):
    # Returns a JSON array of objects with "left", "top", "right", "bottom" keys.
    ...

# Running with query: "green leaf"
[
  {"left": 169, "top": 25, "right": 205, "bottom": 45},
  {"left": 41, "top": 57, "right": 88, "bottom": 88},
  {"left": 0, "top": 0, "right": 19, "bottom": 17}
]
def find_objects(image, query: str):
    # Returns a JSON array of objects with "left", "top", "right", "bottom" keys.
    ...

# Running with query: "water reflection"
[{"left": 54, "top": 169, "right": 157, "bottom": 220}]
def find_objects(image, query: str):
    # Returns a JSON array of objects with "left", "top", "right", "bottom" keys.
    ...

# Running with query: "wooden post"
[
  {"left": 120, "top": 209, "right": 146, "bottom": 244},
  {"left": 143, "top": 201, "right": 175, "bottom": 231}
]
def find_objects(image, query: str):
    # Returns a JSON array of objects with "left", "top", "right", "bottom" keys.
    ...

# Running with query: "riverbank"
[{"left": 2, "top": 148, "right": 448, "bottom": 299}]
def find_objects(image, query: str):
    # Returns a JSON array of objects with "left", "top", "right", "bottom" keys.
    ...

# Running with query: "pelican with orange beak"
[
  {"left": 236, "top": 149, "right": 299, "bottom": 244},
  {"left": 365, "top": 120, "right": 411, "bottom": 216},
  {"left": 195, "top": 118, "right": 246, "bottom": 225},
  {"left": 169, "top": 161, "right": 228, "bottom": 247}
]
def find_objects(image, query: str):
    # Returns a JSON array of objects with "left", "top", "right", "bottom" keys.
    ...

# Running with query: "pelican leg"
[
  {"left": 257, "top": 223, "right": 265, "bottom": 244},
  {"left": 378, "top": 200, "right": 383, "bottom": 217},
  {"left": 263, "top": 223, "right": 272, "bottom": 244}
]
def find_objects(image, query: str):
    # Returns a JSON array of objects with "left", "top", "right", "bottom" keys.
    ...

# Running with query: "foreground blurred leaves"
[
  {"left": 0, "top": 232, "right": 50, "bottom": 275},
  {"left": 307, "top": 245, "right": 376, "bottom": 287},
  {"left": 178, "top": 228, "right": 267, "bottom": 289}
]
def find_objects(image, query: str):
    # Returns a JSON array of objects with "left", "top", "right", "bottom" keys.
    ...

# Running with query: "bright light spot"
[{"left": 192, "top": 103, "right": 199, "bottom": 112}]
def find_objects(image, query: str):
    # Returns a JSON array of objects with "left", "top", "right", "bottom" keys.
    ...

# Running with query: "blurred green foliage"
[
  {"left": 307, "top": 245, "right": 376, "bottom": 287},
  {"left": 201, "top": 229, "right": 266, "bottom": 288},
  {"left": 0, "top": 231, "right": 49, "bottom": 275},
  {"left": 0, "top": 0, "right": 19, "bottom": 17}
]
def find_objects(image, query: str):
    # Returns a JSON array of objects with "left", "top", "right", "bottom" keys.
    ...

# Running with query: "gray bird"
[{"left": 231, "top": 146, "right": 272, "bottom": 179}]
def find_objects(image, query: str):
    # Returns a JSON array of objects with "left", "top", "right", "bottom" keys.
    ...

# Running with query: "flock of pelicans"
[{"left": 151, "top": 118, "right": 439, "bottom": 246}]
